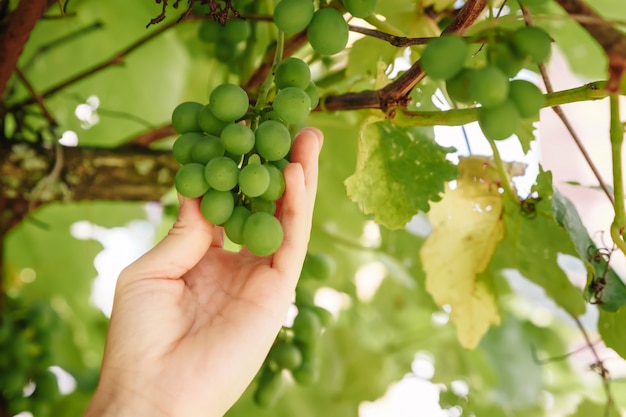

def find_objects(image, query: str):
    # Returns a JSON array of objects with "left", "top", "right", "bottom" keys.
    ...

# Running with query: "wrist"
[{"left": 84, "top": 376, "right": 171, "bottom": 417}]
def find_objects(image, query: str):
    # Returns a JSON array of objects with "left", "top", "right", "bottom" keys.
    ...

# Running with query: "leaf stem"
[{"left": 487, "top": 139, "right": 520, "bottom": 203}]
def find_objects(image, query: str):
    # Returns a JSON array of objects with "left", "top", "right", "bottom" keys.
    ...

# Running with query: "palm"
[{"left": 91, "top": 129, "right": 321, "bottom": 417}]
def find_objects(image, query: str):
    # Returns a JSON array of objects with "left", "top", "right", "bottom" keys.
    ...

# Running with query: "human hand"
[{"left": 84, "top": 127, "right": 323, "bottom": 417}]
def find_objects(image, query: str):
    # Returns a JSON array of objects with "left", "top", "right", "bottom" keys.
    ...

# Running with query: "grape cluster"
[
  {"left": 273, "top": 0, "right": 352, "bottom": 56},
  {"left": 171, "top": 56, "right": 317, "bottom": 256},
  {"left": 197, "top": 18, "right": 251, "bottom": 63},
  {"left": 253, "top": 253, "right": 335, "bottom": 407},
  {"left": 420, "top": 27, "right": 551, "bottom": 141},
  {"left": 0, "top": 297, "right": 60, "bottom": 416}
]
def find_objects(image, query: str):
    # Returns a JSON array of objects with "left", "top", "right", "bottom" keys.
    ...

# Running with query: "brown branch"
[
  {"left": 348, "top": 25, "right": 432, "bottom": 47},
  {"left": 11, "top": 18, "right": 180, "bottom": 108},
  {"left": 0, "top": 0, "right": 54, "bottom": 99},
  {"left": 14, "top": 67, "right": 57, "bottom": 127},
  {"left": 554, "top": 0, "right": 626, "bottom": 92},
  {"left": 123, "top": 123, "right": 177, "bottom": 147},
  {"left": 323, "top": 0, "right": 487, "bottom": 112}
]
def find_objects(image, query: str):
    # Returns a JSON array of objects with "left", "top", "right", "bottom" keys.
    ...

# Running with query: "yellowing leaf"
[{"left": 420, "top": 179, "right": 503, "bottom": 349}]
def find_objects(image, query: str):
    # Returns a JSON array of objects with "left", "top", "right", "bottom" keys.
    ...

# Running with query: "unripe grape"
[
  {"left": 220, "top": 123, "right": 255, "bottom": 155},
  {"left": 273, "top": 0, "right": 314, "bottom": 35},
  {"left": 271, "top": 158, "right": 290, "bottom": 171},
  {"left": 172, "top": 132, "right": 205, "bottom": 165},
  {"left": 273, "top": 86, "right": 311, "bottom": 124},
  {"left": 478, "top": 100, "right": 520, "bottom": 141},
  {"left": 308, "top": 8, "right": 349, "bottom": 56},
  {"left": 172, "top": 101, "right": 203, "bottom": 133},
  {"left": 200, "top": 189, "right": 235, "bottom": 225},
  {"left": 445, "top": 68, "right": 474, "bottom": 104},
  {"left": 260, "top": 164, "right": 286, "bottom": 201},
  {"left": 214, "top": 41, "right": 236, "bottom": 62},
  {"left": 239, "top": 163, "right": 270, "bottom": 197},
  {"left": 269, "top": 342, "right": 303, "bottom": 370},
  {"left": 489, "top": 41, "right": 525, "bottom": 78},
  {"left": 291, "top": 359, "right": 320, "bottom": 385},
  {"left": 242, "top": 212, "right": 284, "bottom": 256},
  {"left": 508, "top": 79, "right": 545, "bottom": 118},
  {"left": 343, "top": 0, "right": 377, "bottom": 18},
  {"left": 175, "top": 163, "right": 210, "bottom": 198},
  {"left": 420, "top": 35, "right": 468, "bottom": 81},
  {"left": 275, "top": 57, "right": 311, "bottom": 90},
  {"left": 198, "top": 20, "right": 221, "bottom": 43},
  {"left": 198, "top": 104, "right": 229, "bottom": 135},
  {"left": 310, "top": 305, "right": 333, "bottom": 327},
  {"left": 255, "top": 120, "right": 292, "bottom": 161},
  {"left": 511, "top": 26, "right": 552, "bottom": 64},
  {"left": 224, "top": 205, "right": 251, "bottom": 244},
  {"left": 190, "top": 135, "right": 224, "bottom": 164},
  {"left": 254, "top": 369, "right": 285, "bottom": 407},
  {"left": 468, "top": 65, "right": 510, "bottom": 107},
  {"left": 209, "top": 84, "right": 249, "bottom": 122},
  {"left": 205, "top": 156, "right": 239, "bottom": 191},
  {"left": 249, "top": 197, "right": 277, "bottom": 215},
  {"left": 292, "top": 308, "right": 321, "bottom": 344},
  {"left": 304, "top": 81, "right": 320, "bottom": 109},
  {"left": 224, "top": 19, "right": 250, "bottom": 44},
  {"left": 302, "top": 252, "right": 335, "bottom": 281}
]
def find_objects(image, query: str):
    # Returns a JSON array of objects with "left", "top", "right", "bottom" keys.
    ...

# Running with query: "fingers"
[
  {"left": 272, "top": 127, "right": 323, "bottom": 278},
  {"left": 121, "top": 197, "right": 215, "bottom": 282}
]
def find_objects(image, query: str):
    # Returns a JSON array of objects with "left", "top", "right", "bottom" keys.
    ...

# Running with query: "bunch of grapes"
[
  {"left": 197, "top": 18, "right": 251, "bottom": 63},
  {"left": 0, "top": 297, "right": 60, "bottom": 416},
  {"left": 171, "top": 55, "right": 318, "bottom": 256},
  {"left": 253, "top": 252, "right": 335, "bottom": 407},
  {"left": 420, "top": 26, "right": 551, "bottom": 141}
]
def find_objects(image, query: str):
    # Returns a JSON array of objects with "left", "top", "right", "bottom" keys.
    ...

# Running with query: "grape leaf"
[
  {"left": 345, "top": 121, "right": 458, "bottom": 229},
  {"left": 420, "top": 175, "right": 503, "bottom": 349},
  {"left": 489, "top": 171, "right": 586, "bottom": 317},
  {"left": 598, "top": 307, "right": 626, "bottom": 360},
  {"left": 552, "top": 187, "right": 626, "bottom": 311}
]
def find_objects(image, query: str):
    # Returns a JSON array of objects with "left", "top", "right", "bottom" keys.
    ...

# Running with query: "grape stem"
[
  {"left": 255, "top": 26, "right": 284, "bottom": 112},
  {"left": 609, "top": 95, "right": 626, "bottom": 256},
  {"left": 486, "top": 139, "right": 519, "bottom": 203}
]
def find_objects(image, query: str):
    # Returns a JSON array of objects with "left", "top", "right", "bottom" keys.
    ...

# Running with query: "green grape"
[
  {"left": 275, "top": 57, "right": 311, "bottom": 90},
  {"left": 511, "top": 26, "right": 552, "bottom": 64},
  {"left": 220, "top": 123, "right": 255, "bottom": 155},
  {"left": 309, "top": 305, "right": 333, "bottom": 327},
  {"left": 209, "top": 83, "right": 250, "bottom": 122},
  {"left": 468, "top": 65, "right": 510, "bottom": 107},
  {"left": 200, "top": 189, "right": 235, "bottom": 225},
  {"left": 198, "top": 20, "right": 221, "bottom": 43},
  {"left": 225, "top": 151, "right": 243, "bottom": 165},
  {"left": 224, "top": 19, "right": 251, "bottom": 44},
  {"left": 198, "top": 104, "right": 229, "bottom": 135},
  {"left": 343, "top": 0, "right": 377, "bottom": 18},
  {"left": 33, "top": 370, "right": 59, "bottom": 400},
  {"left": 260, "top": 164, "right": 286, "bottom": 201},
  {"left": 273, "top": 87, "right": 311, "bottom": 125},
  {"left": 273, "top": 0, "right": 314, "bottom": 35},
  {"left": 204, "top": 156, "right": 239, "bottom": 191},
  {"left": 172, "top": 132, "right": 205, "bottom": 165},
  {"left": 249, "top": 197, "right": 277, "bottom": 215},
  {"left": 420, "top": 35, "right": 468, "bottom": 81},
  {"left": 172, "top": 101, "right": 203, "bottom": 133},
  {"left": 269, "top": 342, "right": 303, "bottom": 370},
  {"left": 253, "top": 368, "right": 285, "bottom": 407},
  {"left": 292, "top": 307, "right": 321, "bottom": 344},
  {"left": 271, "top": 158, "right": 290, "bottom": 171},
  {"left": 239, "top": 163, "right": 270, "bottom": 197},
  {"left": 295, "top": 286, "right": 315, "bottom": 306},
  {"left": 302, "top": 252, "right": 335, "bottom": 281},
  {"left": 224, "top": 206, "right": 251, "bottom": 244},
  {"left": 489, "top": 40, "right": 525, "bottom": 78},
  {"left": 307, "top": 8, "right": 349, "bottom": 56},
  {"left": 242, "top": 212, "right": 284, "bottom": 256},
  {"left": 175, "top": 163, "right": 210, "bottom": 198},
  {"left": 291, "top": 343, "right": 320, "bottom": 385},
  {"left": 445, "top": 68, "right": 473, "bottom": 103},
  {"left": 508, "top": 79, "right": 546, "bottom": 118},
  {"left": 304, "top": 81, "right": 320, "bottom": 109},
  {"left": 214, "top": 41, "right": 237, "bottom": 62},
  {"left": 255, "top": 120, "right": 292, "bottom": 161},
  {"left": 190, "top": 135, "right": 224, "bottom": 164},
  {"left": 478, "top": 100, "right": 521, "bottom": 141}
]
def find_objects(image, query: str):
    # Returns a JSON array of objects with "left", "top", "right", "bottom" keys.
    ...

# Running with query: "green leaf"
[
  {"left": 420, "top": 176, "right": 503, "bottom": 349},
  {"left": 347, "top": 37, "right": 397, "bottom": 79},
  {"left": 598, "top": 308, "right": 626, "bottom": 360},
  {"left": 552, "top": 187, "right": 626, "bottom": 311},
  {"left": 488, "top": 171, "right": 586, "bottom": 317},
  {"left": 568, "top": 398, "right": 621, "bottom": 417},
  {"left": 345, "top": 120, "right": 458, "bottom": 229}
]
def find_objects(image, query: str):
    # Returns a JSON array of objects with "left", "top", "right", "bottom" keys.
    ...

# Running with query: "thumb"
[{"left": 121, "top": 197, "right": 215, "bottom": 281}]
